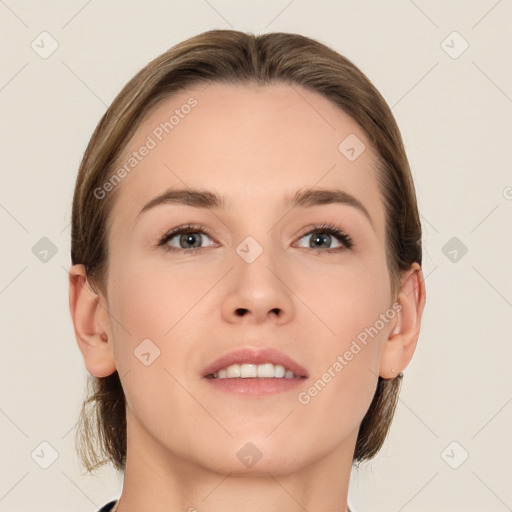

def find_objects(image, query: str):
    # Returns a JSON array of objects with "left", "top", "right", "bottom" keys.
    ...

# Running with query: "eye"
[
  {"left": 157, "top": 224, "right": 214, "bottom": 253},
  {"left": 296, "top": 223, "right": 354, "bottom": 252},
  {"left": 156, "top": 222, "right": 354, "bottom": 254}
]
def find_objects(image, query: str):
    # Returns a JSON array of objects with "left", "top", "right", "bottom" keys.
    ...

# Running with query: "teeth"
[{"left": 212, "top": 363, "right": 299, "bottom": 379}]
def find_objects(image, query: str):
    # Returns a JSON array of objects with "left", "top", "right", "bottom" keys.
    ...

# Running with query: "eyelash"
[{"left": 156, "top": 222, "right": 354, "bottom": 254}]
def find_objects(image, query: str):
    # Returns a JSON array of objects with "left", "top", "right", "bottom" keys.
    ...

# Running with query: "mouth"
[
  {"left": 202, "top": 346, "right": 308, "bottom": 378},
  {"left": 205, "top": 362, "right": 304, "bottom": 379},
  {"left": 202, "top": 346, "right": 308, "bottom": 396}
]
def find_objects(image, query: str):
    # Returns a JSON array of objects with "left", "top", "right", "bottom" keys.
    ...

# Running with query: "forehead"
[{"left": 107, "top": 81, "right": 385, "bottom": 238}]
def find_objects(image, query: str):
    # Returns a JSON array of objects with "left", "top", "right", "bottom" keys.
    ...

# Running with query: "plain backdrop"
[{"left": 0, "top": 1, "right": 511, "bottom": 511}]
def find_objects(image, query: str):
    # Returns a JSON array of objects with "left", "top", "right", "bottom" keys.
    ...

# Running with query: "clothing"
[
  {"left": 98, "top": 500, "right": 118, "bottom": 512},
  {"left": 98, "top": 500, "right": 352, "bottom": 511}
]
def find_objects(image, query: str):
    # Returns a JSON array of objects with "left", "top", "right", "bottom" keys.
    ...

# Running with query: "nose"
[{"left": 220, "top": 240, "right": 295, "bottom": 325}]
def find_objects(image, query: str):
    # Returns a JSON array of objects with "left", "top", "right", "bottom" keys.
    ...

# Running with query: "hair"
[{"left": 71, "top": 29, "right": 421, "bottom": 473}]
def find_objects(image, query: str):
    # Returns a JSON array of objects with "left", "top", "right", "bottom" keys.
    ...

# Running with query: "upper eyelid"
[{"left": 159, "top": 223, "right": 349, "bottom": 239}]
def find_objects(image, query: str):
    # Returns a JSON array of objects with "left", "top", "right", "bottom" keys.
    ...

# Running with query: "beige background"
[{"left": 1, "top": 1, "right": 511, "bottom": 511}]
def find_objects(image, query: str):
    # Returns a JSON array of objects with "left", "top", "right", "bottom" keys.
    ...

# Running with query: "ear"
[
  {"left": 68, "top": 264, "right": 116, "bottom": 378},
  {"left": 379, "top": 262, "right": 426, "bottom": 379}
]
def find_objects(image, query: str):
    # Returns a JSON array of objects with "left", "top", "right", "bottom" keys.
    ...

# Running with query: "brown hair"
[{"left": 71, "top": 29, "right": 421, "bottom": 473}]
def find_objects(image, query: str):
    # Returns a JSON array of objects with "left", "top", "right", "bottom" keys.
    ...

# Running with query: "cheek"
[
  {"left": 295, "top": 250, "right": 392, "bottom": 340},
  {"left": 109, "top": 256, "right": 213, "bottom": 336},
  {"left": 293, "top": 258, "right": 392, "bottom": 417},
  {"left": 105, "top": 261, "right": 202, "bottom": 423},
  {"left": 106, "top": 256, "right": 222, "bottom": 387}
]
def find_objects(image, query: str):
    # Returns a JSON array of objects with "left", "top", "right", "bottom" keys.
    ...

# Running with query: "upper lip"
[{"left": 202, "top": 346, "right": 309, "bottom": 378}]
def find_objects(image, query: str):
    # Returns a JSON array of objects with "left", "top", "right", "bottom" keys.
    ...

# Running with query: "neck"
[{"left": 116, "top": 412, "right": 354, "bottom": 512}]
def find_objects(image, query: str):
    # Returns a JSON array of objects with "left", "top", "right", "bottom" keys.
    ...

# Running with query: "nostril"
[{"left": 234, "top": 307, "right": 281, "bottom": 317}]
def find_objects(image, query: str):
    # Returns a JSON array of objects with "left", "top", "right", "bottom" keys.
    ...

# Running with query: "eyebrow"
[{"left": 136, "top": 187, "right": 373, "bottom": 226}]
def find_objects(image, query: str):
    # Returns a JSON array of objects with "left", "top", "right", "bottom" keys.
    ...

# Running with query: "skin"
[{"left": 69, "top": 82, "right": 425, "bottom": 512}]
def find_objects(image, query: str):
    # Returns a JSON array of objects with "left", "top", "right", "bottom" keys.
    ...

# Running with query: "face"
[{"left": 102, "top": 82, "right": 396, "bottom": 475}]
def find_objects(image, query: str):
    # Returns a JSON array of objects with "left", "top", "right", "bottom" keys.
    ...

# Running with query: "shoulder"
[{"left": 97, "top": 500, "right": 118, "bottom": 512}]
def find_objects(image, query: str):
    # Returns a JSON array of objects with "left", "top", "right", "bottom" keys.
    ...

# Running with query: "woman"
[{"left": 68, "top": 29, "right": 426, "bottom": 512}]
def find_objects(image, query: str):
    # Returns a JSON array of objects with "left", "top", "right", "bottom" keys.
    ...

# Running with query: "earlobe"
[
  {"left": 68, "top": 264, "right": 116, "bottom": 378},
  {"left": 379, "top": 263, "right": 426, "bottom": 379}
]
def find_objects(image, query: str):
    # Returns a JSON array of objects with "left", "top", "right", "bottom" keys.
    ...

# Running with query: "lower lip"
[{"left": 204, "top": 377, "right": 307, "bottom": 397}]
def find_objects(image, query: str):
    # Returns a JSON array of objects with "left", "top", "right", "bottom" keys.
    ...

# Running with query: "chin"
[
  {"left": 205, "top": 453, "right": 309, "bottom": 478},
  {"left": 188, "top": 437, "right": 317, "bottom": 477}
]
